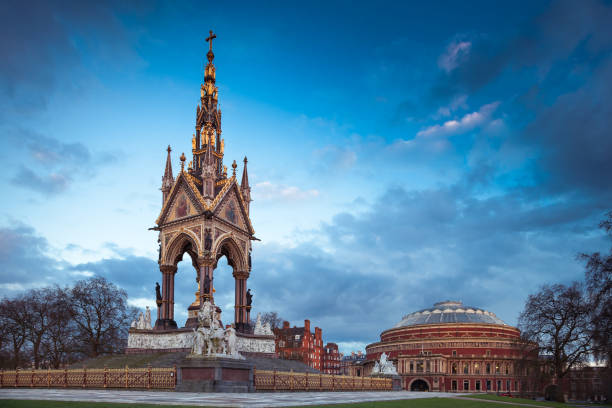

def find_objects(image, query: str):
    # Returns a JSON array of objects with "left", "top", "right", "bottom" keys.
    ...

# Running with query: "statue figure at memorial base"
[
  {"left": 371, "top": 352, "right": 398, "bottom": 375},
  {"left": 144, "top": 306, "right": 152, "bottom": 330},
  {"left": 130, "top": 308, "right": 153, "bottom": 331},
  {"left": 190, "top": 300, "right": 244, "bottom": 359}
]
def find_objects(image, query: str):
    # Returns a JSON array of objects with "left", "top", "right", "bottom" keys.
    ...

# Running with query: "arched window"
[
  {"left": 474, "top": 363, "right": 480, "bottom": 374},
  {"left": 486, "top": 363, "right": 491, "bottom": 374},
  {"left": 452, "top": 363, "right": 458, "bottom": 374},
  {"left": 463, "top": 363, "right": 469, "bottom": 374}
]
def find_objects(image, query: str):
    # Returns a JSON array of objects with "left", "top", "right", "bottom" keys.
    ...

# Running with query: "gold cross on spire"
[{"left": 206, "top": 30, "right": 216, "bottom": 52}]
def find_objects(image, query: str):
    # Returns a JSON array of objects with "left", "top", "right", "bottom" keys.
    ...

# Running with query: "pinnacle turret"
[
  {"left": 161, "top": 145, "right": 174, "bottom": 203},
  {"left": 241, "top": 156, "right": 251, "bottom": 214}
]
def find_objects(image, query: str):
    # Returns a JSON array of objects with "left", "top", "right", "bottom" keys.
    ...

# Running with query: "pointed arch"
[
  {"left": 211, "top": 232, "right": 247, "bottom": 272},
  {"left": 163, "top": 230, "right": 201, "bottom": 266}
]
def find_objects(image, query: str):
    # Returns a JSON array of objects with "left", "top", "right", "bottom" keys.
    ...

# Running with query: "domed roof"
[{"left": 392, "top": 301, "right": 507, "bottom": 328}]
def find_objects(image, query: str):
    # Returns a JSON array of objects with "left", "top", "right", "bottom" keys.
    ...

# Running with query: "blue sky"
[{"left": 1, "top": 0, "right": 612, "bottom": 354}]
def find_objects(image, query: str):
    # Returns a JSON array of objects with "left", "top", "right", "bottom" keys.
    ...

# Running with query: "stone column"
[
  {"left": 233, "top": 271, "right": 249, "bottom": 332},
  {"left": 154, "top": 264, "right": 178, "bottom": 330}
]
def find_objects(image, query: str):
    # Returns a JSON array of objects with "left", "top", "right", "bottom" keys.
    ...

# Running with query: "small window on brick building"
[
  {"left": 464, "top": 380, "right": 469, "bottom": 391},
  {"left": 452, "top": 350, "right": 457, "bottom": 356}
]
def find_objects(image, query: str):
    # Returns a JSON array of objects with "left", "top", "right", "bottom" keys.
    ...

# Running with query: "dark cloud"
[
  {"left": 11, "top": 166, "right": 72, "bottom": 195},
  {"left": 523, "top": 57, "right": 612, "bottom": 193},
  {"left": 395, "top": 0, "right": 612, "bottom": 199},
  {"left": 0, "top": 0, "right": 149, "bottom": 118},
  {"left": 0, "top": 222, "right": 160, "bottom": 309},
  {"left": 431, "top": 0, "right": 612, "bottom": 101},
  {"left": 6, "top": 128, "right": 117, "bottom": 196},
  {"left": 69, "top": 256, "right": 159, "bottom": 301},
  {"left": 0, "top": 224, "right": 63, "bottom": 290},
  {"left": 248, "top": 183, "right": 609, "bottom": 346},
  {"left": 0, "top": 2, "right": 142, "bottom": 196}
]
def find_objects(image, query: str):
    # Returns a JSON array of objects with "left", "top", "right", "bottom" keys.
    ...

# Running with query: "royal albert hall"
[{"left": 365, "top": 301, "right": 527, "bottom": 393}]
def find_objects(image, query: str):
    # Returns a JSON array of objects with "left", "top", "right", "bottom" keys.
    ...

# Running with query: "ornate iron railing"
[
  {"left": 1, "top": 366, "right": 389, "bottom": 392},
  {"left": 253, "top": 370, "right": 392, "bottom": 391},
  {"left": 0, "top": 366, "right": 176, "bottom": 390}
]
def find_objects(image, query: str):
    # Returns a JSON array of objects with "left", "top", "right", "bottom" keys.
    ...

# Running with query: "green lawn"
[
  {"left": 0, "top": 398, "right": 578, "bottom": 408},
  {"left": 461, "top": 394, "right": 611, "bottom": 407},
  {"left": 304, "top": 398, "right": 537, "bottom": 407},
  {"left": 458, "top": 394, "right": 568, "bottom": 407}
]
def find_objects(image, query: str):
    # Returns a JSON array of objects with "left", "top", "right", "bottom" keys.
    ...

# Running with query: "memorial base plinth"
[
  {"left": 372, "top": 374, "right": 402, "bottom": 391},
  {"left": 154, "top": 318, "right": 177, "bottom": 330},
  {"left": 176, "top": 356, "right": 254, "bottom": 393}
]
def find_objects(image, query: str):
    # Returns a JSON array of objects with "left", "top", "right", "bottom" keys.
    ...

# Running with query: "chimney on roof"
[
  {"left": 283, "top": 321, "right": 290, "bottom": 329},
  {"left": 304, "top": 319, "right": 310, "bottom": 332}
]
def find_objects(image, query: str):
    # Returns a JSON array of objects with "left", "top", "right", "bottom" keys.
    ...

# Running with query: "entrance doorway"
[{"left": 411, "top": 379, "right": 430, "bottom": 391}]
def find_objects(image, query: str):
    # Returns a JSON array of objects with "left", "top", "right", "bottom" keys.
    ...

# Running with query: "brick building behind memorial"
[
  {"left": 322, "top": 342, "right": 341, "bottom": 374},
  {"left": 274, "top": 320, "right": 323, "bottom": 370}
]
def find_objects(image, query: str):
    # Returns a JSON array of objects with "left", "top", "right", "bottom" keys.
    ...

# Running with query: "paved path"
[{"left": 0, "top": 389, "right": 464, "bottom": 407}]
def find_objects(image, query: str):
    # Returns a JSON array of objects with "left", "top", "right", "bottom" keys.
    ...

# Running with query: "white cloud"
[
  {"left": 128, "top": 297, "right": 157, "bottom": 311},
  {"left": 417, "top": 101, "right": 501, "bottom": 138},
  {"left": 434, "top": 94, "right": 468, "bottom": 118},
  {"left": 438, "top": 40, "right": 472, "bottom": 73},
  {"left": 253, "top": 181, "right": 320, "bottom": 201}
]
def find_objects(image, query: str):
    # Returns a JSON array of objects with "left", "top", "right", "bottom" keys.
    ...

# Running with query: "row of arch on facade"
[{"left": 406, "top": 377, "right": 521, "bottom": 393}]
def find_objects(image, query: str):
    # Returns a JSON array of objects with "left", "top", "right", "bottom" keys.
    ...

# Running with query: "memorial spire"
[{"left": 193, "top": 30, "right": 223, "bottom": 181}]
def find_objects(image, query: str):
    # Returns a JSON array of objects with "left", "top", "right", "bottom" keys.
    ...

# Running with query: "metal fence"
[
  {"left": 0, "top": 366, "right": 176, "bottom": 389},
  {"left": 1, "top": 367, "right": 390, "bottom": 392},
  {"left": 254, "top": 370, "right": 392, "bottom": 391}
]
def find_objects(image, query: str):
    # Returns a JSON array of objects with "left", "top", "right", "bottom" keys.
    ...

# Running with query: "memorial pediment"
[
  {"left": 156, "top": 173, "right": 206, "bottom": 225},
  {"left": 212, "top": 180, "right": 254, "bottom": 235}
]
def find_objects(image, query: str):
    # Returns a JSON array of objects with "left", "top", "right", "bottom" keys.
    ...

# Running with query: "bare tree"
[
  {"left": 0, "top": 297, "right": 29, "bottom": 368},
  {"left": 69, "top": 276, "right": 137, "bottom": 357},
  {"left": 22, "top": 288, "right": 56, "bottom": 368},
  {"left": 580, "top": 211, "right": 612, "bottom": 400},
  {"left": 261, "top": 311, "right": 284, "bottom": 329},
  {"left": 518, "top": 282, "right": 593, "bottom": 400},
  {"left": 42, "top": 286, "right": 79, "bottom": 368}
]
